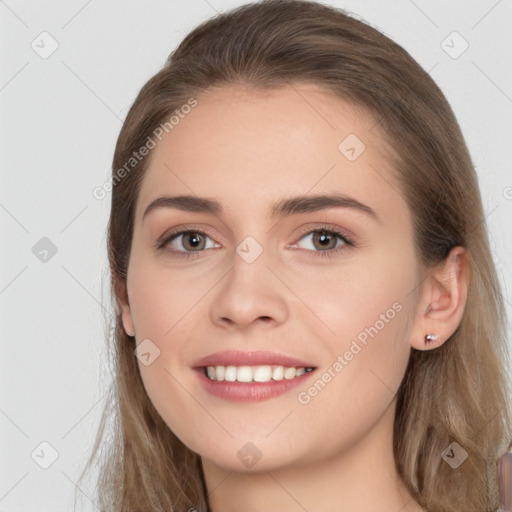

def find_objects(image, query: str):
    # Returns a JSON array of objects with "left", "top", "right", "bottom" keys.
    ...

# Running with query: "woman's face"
[{"left": 121, "top": 83, "right": 423, "bottom": 472}]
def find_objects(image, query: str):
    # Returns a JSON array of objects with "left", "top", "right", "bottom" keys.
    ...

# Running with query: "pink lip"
[
  {"left": 192, "top": 350, "right": 316, "bottom": 369},
  {"left": 194, "top": 366, "right": 316, "bottom": 402}
]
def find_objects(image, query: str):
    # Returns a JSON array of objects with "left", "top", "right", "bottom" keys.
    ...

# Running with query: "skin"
[{"left": 119, "top": 83, "right": 469, "bottom": 512}]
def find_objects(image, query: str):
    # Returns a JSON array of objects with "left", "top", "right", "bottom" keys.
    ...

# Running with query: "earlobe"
[
  {"left": 410, "top": 246, "right": 469, "bottom": 351},
  {"left": 120, "top": 302, "right": 135, "bottom": 337},
  {"left": 115, "top": 278, "right": 135, "bottom": 338}
]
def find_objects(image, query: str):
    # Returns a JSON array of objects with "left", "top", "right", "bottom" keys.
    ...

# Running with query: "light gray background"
[{"left": 1, "top": 1, "right": 511, "bottom": 510}]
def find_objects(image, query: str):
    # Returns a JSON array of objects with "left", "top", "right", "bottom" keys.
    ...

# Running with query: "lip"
[
  {"left": 192, "top": 350, "right": 316, "bottom": 369},
  {"left": 194, "top": 366, "right": 317, "bottom": 402}
]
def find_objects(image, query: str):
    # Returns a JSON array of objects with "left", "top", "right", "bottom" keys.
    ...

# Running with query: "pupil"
[
  {"left": 316, "top": 231, "right": 334, "bottom": 249},
  {"left": 186, "top": 233, "right": 203, "bottom": 250}
]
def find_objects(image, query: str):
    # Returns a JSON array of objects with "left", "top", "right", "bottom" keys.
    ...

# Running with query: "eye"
[
  {"left": 156, "top": 225, "right": 355, "bottom": 260},
  {"left": 159, "top": 230, "right": 219, "bottom": 253},
  {"left": 292, "top": 227, "right": 355, "bottom": 258}
]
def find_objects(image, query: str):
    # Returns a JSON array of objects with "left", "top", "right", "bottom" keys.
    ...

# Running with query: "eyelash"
[{"left": 156, "top": 225, "right": 356, "bottom": 260}]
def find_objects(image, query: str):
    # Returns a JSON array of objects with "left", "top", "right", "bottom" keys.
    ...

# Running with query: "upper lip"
[{"left": 193, "top": 350, "right": 316, "bottom": 368}]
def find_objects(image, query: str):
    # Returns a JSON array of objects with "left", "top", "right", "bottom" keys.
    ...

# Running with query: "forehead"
[{"left": 136, "top": 83, "right": 405, "bottom": 224}]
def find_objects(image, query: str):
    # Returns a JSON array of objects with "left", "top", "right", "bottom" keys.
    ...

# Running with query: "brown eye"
[
  {"left": 163, "top": 230, "right": 218, "bottom": 253},
  {"left": 296, "top": 229, "right": 346, "bottom": 252},
  {"left": 311, "top": 231, "right": 338, "bottom": 250},
  {"left": 181, "top": 232, "right": 206, "bottom": 251}
]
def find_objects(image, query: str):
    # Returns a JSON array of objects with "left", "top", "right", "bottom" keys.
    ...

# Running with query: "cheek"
[
  {"left": 126, "top": 263, "right": 196, "bottom": 408},
  {"left": 127, "top": 259, "right": 200, "bottom": 342},
  {"left": 293, "top": 292, "right": 414, "bottom": 451},
  {"left": 287, "top": 246, "right": 417, "bottom": 346},
  {"left": 289, "top": 246, "right": 417, "bottom": 410},
  {"left": 128, "top": 264, "right": 199, "bottom": 441}
]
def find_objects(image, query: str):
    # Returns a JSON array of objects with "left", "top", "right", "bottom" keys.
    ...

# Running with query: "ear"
[
  {"left": 410, "top": 246, "right": 470, "bottom": 351},
  {"left": 115, "top": 276, "right": 135, "bottom": 338}
]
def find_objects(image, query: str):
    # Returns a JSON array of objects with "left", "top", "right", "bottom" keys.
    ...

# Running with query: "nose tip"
[
  {"left": 209, "top": 258, "right": 289, "bottom": 329},
  {"left": 219, "top": 315, "right": 274, "bottom": 328}
]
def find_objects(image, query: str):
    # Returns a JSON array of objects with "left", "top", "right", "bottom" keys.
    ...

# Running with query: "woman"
[{"left": 81, "top": 1, "right": 512, "bottom": 510}]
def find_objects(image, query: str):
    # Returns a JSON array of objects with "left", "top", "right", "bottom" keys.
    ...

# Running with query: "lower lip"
[{"left": 194, "top": 368, "right": 316, "bottom": 402}]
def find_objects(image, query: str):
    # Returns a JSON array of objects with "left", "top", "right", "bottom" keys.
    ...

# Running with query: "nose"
[{"left": 209, "top": 251, "right": 289, "bottom": 330}]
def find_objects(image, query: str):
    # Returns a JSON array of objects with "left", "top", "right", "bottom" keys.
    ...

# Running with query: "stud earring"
[{"left": 425, "top": 333, "right": 438, "bottom": 344}]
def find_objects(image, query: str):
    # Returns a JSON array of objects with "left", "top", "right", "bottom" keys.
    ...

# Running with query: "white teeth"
[
  {"left": 204, "top": 365, "right": 313, "bottom": 382},
  {"left": 215, "top": 365, "right": 225, "bottom": 381},
  {"left": 284, "top": 367, "right": 296, "bottom": 379},
  {"left": 237, "top": 366, "right": 253, "bottom": 382},
  {"left": 224, "top": 365, "right": 237, "bottom": 382},
  {"left": 253, "top": 365, "right": 273, "bottom": 382},
  {"left": 272, "top": 365, "right": 284, "bottom": 380}
]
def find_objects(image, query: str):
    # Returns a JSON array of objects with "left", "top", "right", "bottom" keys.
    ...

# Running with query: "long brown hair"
[{"left": 79, "top": 1, "right": 512, "bottom": 510}]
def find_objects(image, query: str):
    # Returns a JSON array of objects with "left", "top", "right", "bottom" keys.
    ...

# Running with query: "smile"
[{"left": 204, "top": 364, "right": 315, "bottom": 383}]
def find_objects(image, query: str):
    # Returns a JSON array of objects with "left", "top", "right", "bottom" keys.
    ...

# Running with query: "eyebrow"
[{"left": 142, "top": 193, "right": 379, "bottom": 222}]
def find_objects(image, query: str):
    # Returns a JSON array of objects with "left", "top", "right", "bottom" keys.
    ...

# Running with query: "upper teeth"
[{"left": 205, "top": 365, "right": 313, "bottom": 382}]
